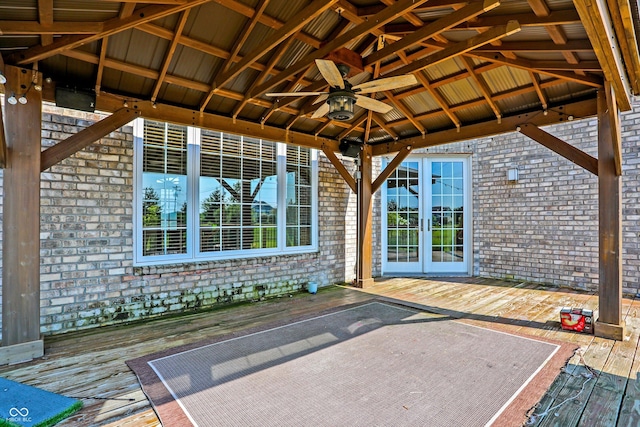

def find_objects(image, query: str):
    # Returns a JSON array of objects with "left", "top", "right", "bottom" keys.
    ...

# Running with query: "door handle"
[{"left": 428, "top": 219, "right": 431, "bottom": 231}]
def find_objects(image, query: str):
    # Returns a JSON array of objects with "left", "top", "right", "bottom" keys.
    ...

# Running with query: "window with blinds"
[
  {"left": 134, "top": 119, "right": 317, "bottom": 265},
  {"left": 141, "top": 121, "right": 188, "bottom": 256}
]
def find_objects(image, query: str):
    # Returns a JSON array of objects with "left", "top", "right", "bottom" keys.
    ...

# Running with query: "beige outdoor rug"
[{"left": 127, "top": 301, "right": 575, "bottom": 427}]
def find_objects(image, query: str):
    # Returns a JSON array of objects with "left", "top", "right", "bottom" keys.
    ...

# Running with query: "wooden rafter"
[
  {"left": 37, "top": 0, "right": 54, "bottom": 46},
  {"left": 574, "top": 0, "right": 632, "bottom": 110},
  {"left": 249, "top": 0, "right": 432, "bottom": 98},
  {"left": 461, "top": 56, "right": 501, "bottom": 120},
  {"left": 363, "top": 0, "right": 501, "bottom": 67},
  {"left": 136, "top": 23, "right": 315, "bottom": 88},
  {"left": 529, "top": 71, "right": 547, "bottom": 110},
  {"left": 222, "top": 0, "right": 270, "bottom": 74},
  {"left": 11, "top": 0, "right": 212, "bottom": 65},
  {"left": 119, "top": 3, "right": 137, "bottom": 18},
  {"left": 373, "top": 97, "right": 598, "bottom": 155},
  {"left": 469, "top": 52, "right": 603, "bottom": 87},
  {"left": 210, "top": 0, "right": 338, "bottom": 92},
  {"left": 151, "top": 10, "right": 190, "bottom": 102},
  {"left": 338, "top": 114, "right": 368, "bottom": 140},
  {"left": 199, "top": 0, "right": 271, "bottom": 111},
  {"left": 386, "top": 21, "right": 521, "bottom": 78},
  {"left": 95, "top": 38, "right": 109, "bottom": 94},
  {"left": 383, "top": 8, "right": 582, "bottom": 34},
  {"left": 214, "top": 0, "right": 322, "bottom": 48},
  {"left": 383, "top": 90, "right": 424, "bottom": 134},
  {"left": 232, "top": 33, "right": 298, "bottom": 119}
]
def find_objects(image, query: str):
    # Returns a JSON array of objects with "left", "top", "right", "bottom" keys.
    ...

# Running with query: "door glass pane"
[
  {"left": 432, "top": 161, "right": 464, "bottom": 263},
  {"left": 386, "top": 161, "right": 420, "bottom": 263}
]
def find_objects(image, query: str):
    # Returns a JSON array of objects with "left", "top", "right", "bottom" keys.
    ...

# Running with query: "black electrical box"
[{"left": 55, "top": 87, "right": 96, "bottom": 112}]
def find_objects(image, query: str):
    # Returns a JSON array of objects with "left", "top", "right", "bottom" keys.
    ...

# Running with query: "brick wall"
[
  {"left": 0, "top": 105, "right": 357, "bottom": 337},
  {"left": 2, "top": 99, "right": 640, "bottom": 337}
]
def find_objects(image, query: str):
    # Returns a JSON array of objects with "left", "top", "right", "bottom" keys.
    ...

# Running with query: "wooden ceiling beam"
[
  {"left": 385, "top": 78, "right": 568, "bottom": 129},
  {"left": 95, "top": 94, "right": 341, "bottom": 152},
  {"left": 213, "top": 0, "right": 322, "bottom": 48},
  {"left": 211, "top": 0, "right": 337, "bottom": 92},
  {"left": 136, "top": 23, "right": 314, "bottom": 88},
  {"left": 469, "top": 52, "right": 603, "bottom": 87},
  {"left": 0, "top": 22, "right": 103, "bottom": 34},
  {"left": 222, "top": 0, "right": 270, "bottom": 75},
  {"left": 363, "top": 0, "right": 501, "bottom": 67},
  {"left": 518, "top": 123, "right": 598, "bottom": 175},
  {"left": 474, "top": 40, "right": 592, "bottom": 52},
  {"left": 119, "top": 3, "right": 137, "bottom": 18},
  {"left": 232, "top": 32, "right": 298, "bottom": 119},
  {"left": 609, "top": 0, "right": 640, "bottom": 93},
  {"left": 529, "top": 71, "right": 547, "bottom": 110},
  {"left": 199, "top": 0, "right": 272, "bottom": 110},
  {"left": 40, "top": 108, "right": 140, "bottom": 171},
  {"left": 358, "top": 0, "right": 467, "bottom": 17},
  {"left": 10, "top": 0, "right": 212, "bottom": 65},
  {"left": 573, "top": 0, "right": 632, "bottom": 110},
  {"left": 461, "top": 56, "right": 501, "bottom": 120},
  {"left": 95, "top": 38, "right": 108, "bottom": 94},
  {"left": 249, "top": 0, "right": 432, "bottom": 98},
  {"left": 383, "top": 90, "right": 425, "bottom": 134},
  {"left": 395, "top": 50, "right": 461, "bottom": 129},
  {"left": 372, "top": 113, "right": 399, "bottom": 140},
  {"left": 372, "top": 97, "right": 598, "bottom": 155},
  {"left": 61, "top": 50, "right": 303, "bottom": 116},
  {"left": 37, "top": 0, "right": 54, "bottom": 45},
  {"left": 383, "top": 9, "right": 581, "bottom": 34},
  {"left": 338, "top": 114, "right": 368, "bottom": 140},
  {"left": 385, "top": 21, "right": 521, "bottom": 78},
  {"left": 151, "top": 10, "right": 190, "bottom": 102}
]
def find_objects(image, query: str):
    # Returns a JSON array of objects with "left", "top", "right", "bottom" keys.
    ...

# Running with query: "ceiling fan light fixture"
[{"left": 327, "top": 91, "right": 356, "bottom": 121}]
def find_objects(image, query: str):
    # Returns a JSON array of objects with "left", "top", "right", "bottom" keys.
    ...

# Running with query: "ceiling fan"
[{"left": 266, "top": 59, "right": 418, "bottom": 121}]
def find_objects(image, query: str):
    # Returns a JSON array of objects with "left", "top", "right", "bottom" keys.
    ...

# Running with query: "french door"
[{"left": 382, "top": 156, "right": 471, "bottom": 274}]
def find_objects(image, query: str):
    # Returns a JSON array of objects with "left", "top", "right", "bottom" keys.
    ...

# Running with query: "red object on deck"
[{"left": 560, "top": 307, "right": 593, "bottom": 333}]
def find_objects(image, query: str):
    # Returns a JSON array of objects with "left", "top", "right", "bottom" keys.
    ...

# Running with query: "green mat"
[{"left": 0, "top": 378, "right": 82, "bottom": 427}]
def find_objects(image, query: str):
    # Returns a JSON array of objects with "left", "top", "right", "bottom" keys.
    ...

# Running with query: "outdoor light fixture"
[
  {"left": 7, "top": 94, "right": 17, "bottom": 105},
  {"left": 327, "top": 91, "right": 356, "bottom": 121},
  {"left": 18, "top": 94, "right": 27, "bottom": 104},
  {"left": 0, "top": 70, "right": 6, "bottom": 85},
  {"left": 507, "top": 167, "right": 519, "bottom": 183}
]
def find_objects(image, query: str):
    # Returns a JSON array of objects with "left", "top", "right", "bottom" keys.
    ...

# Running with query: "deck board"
[{"left": 0, "top": 277, "right": 636, "bottom": 426}]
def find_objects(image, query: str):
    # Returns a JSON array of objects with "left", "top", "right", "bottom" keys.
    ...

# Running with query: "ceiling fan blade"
[
  {"left": 311, "top": 102, "right": 330, "bottom": 119},
  {"left": 353, "top": 74, "right": 418, "bottom": 94},
  {"left": 266, "top": 91, "right": 327, "bottom": 97},
  {"left": 355, "top": 95, "right": 393, "bottom": 114},
  {"left": 315, "top": 59, "right": 345, "bottom": 89},
  {"left": 313, "top": 94, "right": 328, "bottom": 105}
]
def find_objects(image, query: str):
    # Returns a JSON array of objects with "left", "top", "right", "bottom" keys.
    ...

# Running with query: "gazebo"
[{"left": 0, "top": 0, "right": 638, "bottom": 364}]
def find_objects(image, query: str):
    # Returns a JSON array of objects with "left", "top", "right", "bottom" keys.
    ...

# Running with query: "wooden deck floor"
[{"left": 1, "top": 277, "right": 638, "bottom": 426}]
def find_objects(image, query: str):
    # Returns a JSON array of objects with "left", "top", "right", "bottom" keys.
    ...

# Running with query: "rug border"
[{"left": 126, "top": 298, "right": 577, "bottom": 427}]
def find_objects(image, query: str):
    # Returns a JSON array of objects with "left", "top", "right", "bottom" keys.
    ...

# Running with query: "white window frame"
[{"left": 133, "top": 118, "right": 318, "bottom": 266}]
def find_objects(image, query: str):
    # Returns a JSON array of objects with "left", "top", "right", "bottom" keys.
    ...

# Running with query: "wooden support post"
[
  {"left": 1, "top": 65, "right": 44, "bottom": 364},
  {"left": 356, "top": 145, "right": 374, "bottom": 288},
  {"left": 594, "top": 84, "right": 625, "bottom": 340}
]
